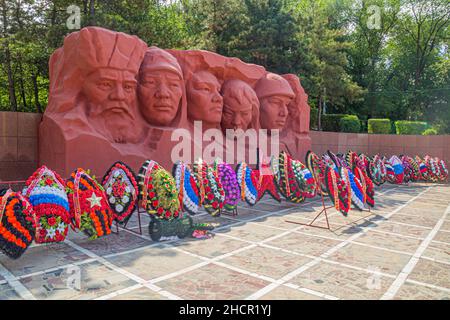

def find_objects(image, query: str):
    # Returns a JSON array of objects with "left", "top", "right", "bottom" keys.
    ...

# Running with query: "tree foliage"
[{"left": 0, "top": 0, "right": 448, "bottom": 133}]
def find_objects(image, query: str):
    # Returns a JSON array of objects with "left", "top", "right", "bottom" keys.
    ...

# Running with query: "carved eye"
[
  {"left": 98, "top": 81, "right": 113, "bottom": 90},
  {"left": 124, "top": 84, "right": 135, "bottom": 92}
]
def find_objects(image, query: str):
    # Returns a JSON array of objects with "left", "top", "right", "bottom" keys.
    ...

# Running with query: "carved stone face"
[
  {"left": 81, "top": 68, "right": 141, "bottom": 143},
  {"left": 259, "top": 95, "right": 292, "bottom": 130},
  {"left": 186, "top": 71, "right": 223, "bottom": 126},
  {"left": 220, "top": 80, "right": 257, "bottom": 132},
  {"left": 82, "top": 68, "right": 137, "bottom": 120},
  {"left": 138, "top": 69, "right": 183, "bottom": 126},
  {"left": 221, "top": 100, "right": 253, "bottom": 131}
]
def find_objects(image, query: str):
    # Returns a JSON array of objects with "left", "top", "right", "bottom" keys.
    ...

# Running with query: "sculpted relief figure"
[
  {"left": 138, "top": 47, "right": 187, "bottom": 128},
  {"left": 40, "top": 27, "right": 311, "bottom": 177},
  {"left": 186, "top": 70, "right": 223, "bottom": 131},
  {"left": 220, "top": 79, "right": 260, "bottom": 134},
  {"left": 75, "top": 27, "right": 147, "bottom": 143},
  {"left": 255, "top": 73, "right": 295, "bottom": 131}
]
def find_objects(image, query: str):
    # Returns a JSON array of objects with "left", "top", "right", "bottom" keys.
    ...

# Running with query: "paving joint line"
[
  {"left": 381, "top": 200, "right": 450, "bottom": 300},
  {"left": 244, "top": 186, "right": 434, "bottom": 300}
]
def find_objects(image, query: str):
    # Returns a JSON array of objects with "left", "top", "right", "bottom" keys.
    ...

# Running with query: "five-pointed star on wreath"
[{"left": 87, "top": 192, "right": 102, "bottom": 208}]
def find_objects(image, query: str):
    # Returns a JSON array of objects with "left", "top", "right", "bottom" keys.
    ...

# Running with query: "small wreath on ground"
[
  {"left": 324, "top": 167, "right": 350, "bottom": 216},
  {"left": 0, "top": 190, "right": 36, "bottom": 259},
  {"left": 192, "top": 159, "right": 225, "bottom": 216},
  {"left": 173, "top": 161, "right": 200, "bottom": 215},
  {"left": 138, "top": 160, "right": 181, "bottom": 220},
  {"left": 102, "top": 161, "right": 138, "bottom": 225},
  {"left": 22, "top": 166, "right": 70, "bottom": 243},
  {"left": 236, "top": 162, "right": 259, "bottom": 206},
  {"left": 213, "top": 160, "right": 240, "bottom": 211},
  {"left": 66, "top": 168, "right": 114, "bottom": 240}
]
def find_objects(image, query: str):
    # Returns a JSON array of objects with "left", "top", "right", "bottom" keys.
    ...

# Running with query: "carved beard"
[{"left": 87, "top": 102, "right": 142, "bottom": 144}]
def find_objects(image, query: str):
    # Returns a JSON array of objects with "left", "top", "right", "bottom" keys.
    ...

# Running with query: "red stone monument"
[{"left": 39, "top": 27, "right": 311, "bottom": 177}]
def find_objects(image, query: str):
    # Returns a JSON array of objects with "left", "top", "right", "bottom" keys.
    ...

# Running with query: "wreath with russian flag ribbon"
[
  {"left": 340, "top": 167, "right": 365, "bottom": 211},
  {"left": 173, "top": 161, "right": 200, "bottom": 215},
  {"left": 291, "top": 159, "right": 317, "bottom": 198},
  {"left": 22, "top": 166, "right": 70, "bottom": 243}
]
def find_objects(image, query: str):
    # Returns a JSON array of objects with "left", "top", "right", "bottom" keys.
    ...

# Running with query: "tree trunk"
[
  {"left": 317, "top": 95, "right": 322, "bottom": 131},
  {"left": 89, "top": 0, "right": 95, "bottom": 26},
  {"left": 18, "top": 61, "right": 27, "bottom": 110},
  {"left": 1, "top": 1, "right": 17, "bottom": 111},
  {"left": 32, "top": 72, "right": 42, "bottom": 113}
]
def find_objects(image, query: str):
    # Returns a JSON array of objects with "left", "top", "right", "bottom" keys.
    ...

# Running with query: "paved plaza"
[{"left": 0, "top": 182, "right": 449, "bottom": 300}]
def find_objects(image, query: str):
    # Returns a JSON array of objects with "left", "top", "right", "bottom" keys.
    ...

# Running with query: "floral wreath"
[
  {"left": 172, "top": 161, "right": 200, "bottom": 215},
  {"left": 389, "top": 155, "right": 405, "bottom": 184},
  {"left": 306, "top": 151, "right": 328, "bottom": 196},
  {"left": 22, "top": 165, "right": 70, "bottom": 243},
  {"left": 102, "top": 161, "right": 138, "bottom": 224},
  {"left": 236, "top": 162, "right": 259, "bottom": 206},
  {"left": 213, "top": 160, "right": 240, "bottom": 211},
  {"left": 324, "top": 167, "right": 350, "bottom": 216},
  {"left": 291, "top": 159, "right": 317, "bottom": 198},
  {"left": 192, "top": 159, "right": 225, "bottom": 216},
  {"left": 253, "top": 157, "right": 281, "bottom": 203},
  {"left": 346, "top": 151, "right": 374, "bottom": 208},
  {"left": 66, "top": 168, "right": 113, "bottom": 240},
  {"left": 403, "top": 156, "right": 420, "bottom": 182},
  {"left": 276, "top": 152, "right": 304, "bottom": 203},
  {"left": 340, "top": 167, "right": 365, "bottom": 211},
  {"left": 354, "top": 166, "right": 375, "bottom": 208},
  {"left": 401, "top": 156, "right": 414, "bottom": 183},
  {"left": 0, "top": 189, "right": 36, "bottom": 259},
  {"left": 424, "top": 156, "right": 440, "bottom": 182},
  {"left": 416, "top": 156, "right": 430, "bottom": 181},
  {"left": 438, "top": 159, "right": 448, "bottom": 180},
  {"left": 138, "top": 160, "right": 181, "bottom": 220},
  {"left": 368, "top": 155, "right": 386, "bottom": 186}
]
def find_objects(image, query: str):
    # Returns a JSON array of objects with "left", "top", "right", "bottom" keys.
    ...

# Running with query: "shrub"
[
  {"left": 321, "top": 114, "right": 347, "bottom": 132},
  {"left": 368, "top": 119, "right": 391, "bottom": 134},
  {"left": 395, "top": 121, "right": 428, "bottom": 135},
  {"left": 339, "top": 115, "right": 361, "bottom": 133},
  {"left": 310, "top": 108, "right": 318, "bottom": 130},
  {"left": 422, "top": 128, "right": 438, "bottom": 135}
]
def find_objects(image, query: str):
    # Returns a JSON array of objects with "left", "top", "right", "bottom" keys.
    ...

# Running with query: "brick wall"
[
  {"left": 0, "top": 112, "right": 42, "bottom": 181},
  {"left": 310, "top": 131, "right": 450, "bottom": 164},
  {"left": 1, "top": 112, "right": 449, "bottom": 181}
]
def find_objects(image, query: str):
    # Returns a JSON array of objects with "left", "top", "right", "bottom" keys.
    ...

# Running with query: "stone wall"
[
  {"left": 0, "top": 112, "right": 42, "bottom": 181},
  {"left": 310, "top": 131, "right": 450, "bottom": 164},
  {"left": 1, "top": 112, "right": 449, "bottom": 181}
]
